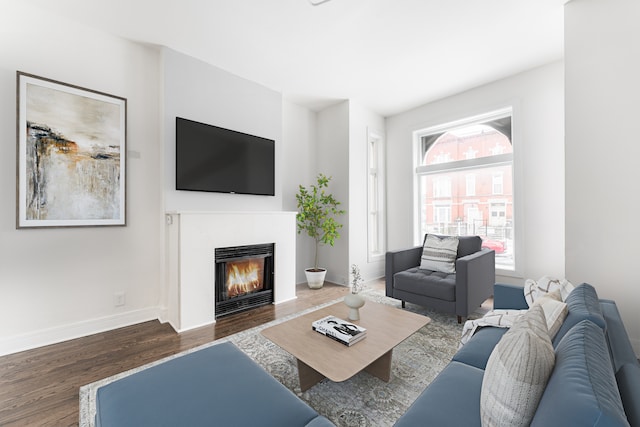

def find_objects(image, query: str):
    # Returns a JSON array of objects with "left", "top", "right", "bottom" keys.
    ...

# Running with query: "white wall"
[
  {"left": 0, "top": 1, "right": 162, "bottom": 355},
  {"left": 162, "top": 48, "right": 283, "bottom": 213},
  {"left": 565, "top": 0, "right": 640, "bottom": 354},
  {"left": 283, "top": 99, "right": 386, "bottom": 286},
  {"left": 316, "top": 102, "right": 350, "bottom": 285},
  {"left": 385, "top": 62, "right": 565, "bottom": 284},
  {"left": 282, "top": 100, "right": 318, "bottom": 284},
  {"left": 348, "top": 101, "right": 386, "bottom": 283}
]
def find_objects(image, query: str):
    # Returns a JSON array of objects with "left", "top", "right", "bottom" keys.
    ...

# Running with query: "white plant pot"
[{"left": 305, "top": 268, "right": 327, "bottom": 289}]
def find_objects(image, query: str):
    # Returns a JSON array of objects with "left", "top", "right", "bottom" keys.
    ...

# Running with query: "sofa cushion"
[
  {"left": 481, "top": 305, "right": 555, "bottom": 427},
  {"left": 453, "top": 326, "right": 509, "bottom": 370},
  {"left": 305, "top": 416, "right": 337, "bottom": 427},
  {"left": 552, "top": 283, "right": 605, "bottom": 347},
  {"left": 393, "top": 268, "right": 456, "bottom": 301},
  {"left": 531, "top": 320, "right": 629, "bottom": 427},
  {"left": 420, "top": 234, "right": 459, "bottom": 273},
  {"left": 616, "top": 363, "right": 640, "bottom": 427},
  {"left": 532, "top": 290, "right": 568, "bottom": 340},
  {"left": 394, "top": 361, "right": 483, "bottom": 427},
  {"left": 95, "top": 342, "right": 325, "bottom": 427}
]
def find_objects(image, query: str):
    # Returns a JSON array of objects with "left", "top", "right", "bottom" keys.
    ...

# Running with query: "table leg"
[
  {"left": 364, "top": 350, "right": 393, "bottom": 382},
  {"left": 297, "top": 359, "right": 326, "bottom": 391}
]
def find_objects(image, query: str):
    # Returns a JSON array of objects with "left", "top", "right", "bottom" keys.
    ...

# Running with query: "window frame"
[
  {"left": 412, "top": 107, "right": 522, "bottom": 277},
  {"left": 367, "top": 128, "right": 386, "bottom": 263}
]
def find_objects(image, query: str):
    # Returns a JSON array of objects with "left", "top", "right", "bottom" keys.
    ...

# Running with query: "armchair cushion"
[{"left": 394, "top": 267, "right": 456, "bottom": 301}]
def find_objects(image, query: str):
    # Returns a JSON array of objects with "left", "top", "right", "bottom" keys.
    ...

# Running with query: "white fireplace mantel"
[{"left": 164, "top": 211, "right": 298, "bottom": 332}]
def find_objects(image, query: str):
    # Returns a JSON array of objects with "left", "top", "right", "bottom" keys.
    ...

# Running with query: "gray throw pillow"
[
  {"left": 419, "top": 235, "right": 459, "bottom": 274},
  {"left": 480, "top": 305, "right": 555, "bottom": 427}
]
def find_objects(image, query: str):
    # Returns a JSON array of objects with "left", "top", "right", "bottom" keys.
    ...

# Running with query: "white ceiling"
[{"left": 26, "top": 0, "right": 567, "bottom": 117}]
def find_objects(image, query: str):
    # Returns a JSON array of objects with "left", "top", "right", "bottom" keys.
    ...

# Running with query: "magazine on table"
[{"left": 312, "top": 315, "right": 367, "bottom": 346}]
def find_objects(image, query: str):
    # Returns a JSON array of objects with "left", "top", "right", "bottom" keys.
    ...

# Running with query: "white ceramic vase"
[
  {"left": 305, "top": 268, "right": 327, "bottom": 289},
  {"left": 344, "top": 292, "right": 365, "bottom": 321}
]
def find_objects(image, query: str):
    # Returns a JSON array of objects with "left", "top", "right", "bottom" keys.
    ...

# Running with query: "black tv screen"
[{"left": 176, "top": 117, "right": 275, "bottom": 196}]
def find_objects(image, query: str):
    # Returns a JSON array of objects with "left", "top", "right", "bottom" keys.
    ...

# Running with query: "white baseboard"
[
  {"left": 0, "top": 307, "right": 161, "bottom": 357},
  {"left": 274, "top": 295, "right": 297, "bottom": 305}
]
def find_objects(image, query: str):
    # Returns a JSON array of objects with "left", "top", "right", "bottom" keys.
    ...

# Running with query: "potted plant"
[{"left": 296, "top": 173, "right": 345, "bottom": 289}]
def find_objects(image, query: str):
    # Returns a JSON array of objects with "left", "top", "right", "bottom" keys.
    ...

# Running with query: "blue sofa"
[
  {"left": 394, "top": 283, "right": 640, "bottom": 427},
  {"left": 95, "top": 341, "right": 335, "bottom": 427}
]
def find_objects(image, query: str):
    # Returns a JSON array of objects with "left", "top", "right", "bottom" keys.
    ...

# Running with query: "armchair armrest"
[
  {"left": 455, "top": 249, "right": 495, "bottom": 317},
  {"left": 385, "top": 246, "right": 422, "bottom": 295},
  {"left": 493, "top": 283, "right": 528, "bottom": 309}
]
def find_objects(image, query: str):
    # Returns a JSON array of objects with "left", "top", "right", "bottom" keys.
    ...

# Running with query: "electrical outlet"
[{"left": 114, "top": 292, "right": 126, "bottom": 307}]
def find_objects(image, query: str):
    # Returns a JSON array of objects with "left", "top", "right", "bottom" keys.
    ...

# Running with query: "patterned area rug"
[{"left": 80, "top": 289, "right": 467, "bottom": 427}]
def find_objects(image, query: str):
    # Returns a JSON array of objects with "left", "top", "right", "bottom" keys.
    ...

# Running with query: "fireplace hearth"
[{"left": 214, "top": 243, "right": 274, "bottom": 318}]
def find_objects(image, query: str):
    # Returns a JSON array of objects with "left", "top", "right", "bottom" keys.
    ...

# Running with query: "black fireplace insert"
[{"left": 214, "top": 243, "right": 274, "bottom": 318}]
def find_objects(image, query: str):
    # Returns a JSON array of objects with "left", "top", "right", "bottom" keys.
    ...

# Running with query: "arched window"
[{"left": 415, "top": 110, "right": 515, "bottom": 271}]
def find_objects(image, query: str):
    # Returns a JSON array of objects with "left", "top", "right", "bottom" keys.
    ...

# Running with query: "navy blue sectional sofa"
[
  {"left": 95, "top": 341, "right": 335, "bottom": 427},
  {"left": 394, "top": 283, "right": 640, "bottom": 427}
]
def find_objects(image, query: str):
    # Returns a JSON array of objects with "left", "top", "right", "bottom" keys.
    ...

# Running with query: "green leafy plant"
[{"left": 296, "top": 174, "right": 345, "bottom": 271}]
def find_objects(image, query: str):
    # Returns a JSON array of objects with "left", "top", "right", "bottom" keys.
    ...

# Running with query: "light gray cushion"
[
  {"left": 480, "top": 305, "right": 555, "bottom": 427},
  {"left": 419, "top": 234, "right": 459, "bottom": 274},
  {"left": 532, "top": 290, "right": 568, "bottom": 340}
]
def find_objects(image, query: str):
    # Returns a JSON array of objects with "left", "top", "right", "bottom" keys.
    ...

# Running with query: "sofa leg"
[
  {"left": 457, "top": 316, "right": 462, "bottom": 324},
  {"left": 401, "top": 301, "right": 405, "bottom": 309}
]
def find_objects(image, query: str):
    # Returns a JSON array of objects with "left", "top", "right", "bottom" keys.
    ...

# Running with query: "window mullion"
[{"left": 416, "top": 153, "right": 513, "bottom": 175}]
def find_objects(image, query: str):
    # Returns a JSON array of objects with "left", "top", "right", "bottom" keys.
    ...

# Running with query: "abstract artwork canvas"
[{"left": 16, "top": 72, "right": 127, "bottom": 228}]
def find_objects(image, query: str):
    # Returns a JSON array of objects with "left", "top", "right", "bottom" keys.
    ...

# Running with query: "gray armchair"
[{"left": 385, "top": 235, "right": 495, "bottom": 323}]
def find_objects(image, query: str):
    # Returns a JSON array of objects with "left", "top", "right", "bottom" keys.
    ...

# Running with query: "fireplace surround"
[{"left": 164, "top": 211, "right": 297, "bottom": 332}]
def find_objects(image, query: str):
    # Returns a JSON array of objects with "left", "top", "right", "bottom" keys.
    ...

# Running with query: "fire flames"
[{"left": 226, "top": 260, "right": 264, "bottom": 298}]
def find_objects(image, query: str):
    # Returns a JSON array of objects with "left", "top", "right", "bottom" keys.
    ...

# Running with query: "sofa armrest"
[
  {"left": 493, "top": 283, "right": 528, "bottom": 309},
  {"left": 455, "top": 249, "right": 495, "bottom": 317},
  {"left": 616, "top": 363, "right": 640, "bottom": 427},
  {"left": 385, "top": 246, "right": 422, "bottom": 295},
  {"left": 600, "top": 300, "right": 639, "bottom": 371}
]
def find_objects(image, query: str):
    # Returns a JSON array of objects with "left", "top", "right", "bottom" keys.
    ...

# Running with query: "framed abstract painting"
[{"left": 16, "top": 72, "right": 127, "bottom": 228}]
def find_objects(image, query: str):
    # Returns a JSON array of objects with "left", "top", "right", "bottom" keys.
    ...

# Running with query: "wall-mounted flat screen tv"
[{"left": 176, "top": 117, "right": 275, "bottom": 196}]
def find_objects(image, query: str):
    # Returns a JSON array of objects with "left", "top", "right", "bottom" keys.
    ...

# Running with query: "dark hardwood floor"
[{"left": 0, "top": 281, "right": 364, "bottom": 426}]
